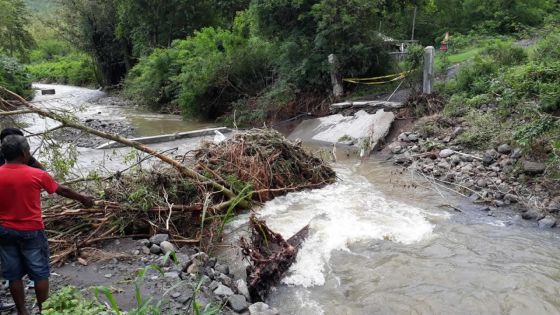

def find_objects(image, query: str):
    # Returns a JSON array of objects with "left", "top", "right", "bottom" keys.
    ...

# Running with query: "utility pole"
[{"left": 411, "top": 6, "right": 417, "bottom": 41}]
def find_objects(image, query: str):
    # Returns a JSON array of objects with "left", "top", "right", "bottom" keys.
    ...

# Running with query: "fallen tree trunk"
[
  {"left": 0, "top": 86, "right": 248, "bottom": 209},
  {"left": 240, "top": 215, "right": 309, "bottom": 301}
]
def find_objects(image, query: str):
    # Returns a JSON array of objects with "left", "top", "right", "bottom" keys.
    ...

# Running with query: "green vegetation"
[
  {"left": 439, "top": 32, "right": 560, "bottom": 170},
  {"left": 27, "top": 52, "right": 96, "bottom": 85},
  {"left": 0, "top": 55, "right": 32, "bottom": 98}
]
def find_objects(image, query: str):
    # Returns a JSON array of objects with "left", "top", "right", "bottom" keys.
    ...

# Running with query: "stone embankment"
[{"left": 387, "top": 129, "right": 559, "bottom": 229}]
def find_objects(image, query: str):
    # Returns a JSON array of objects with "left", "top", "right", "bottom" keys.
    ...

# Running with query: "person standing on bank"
[
  {"left": 0, "top": 128, "right": 45, "bottom": 313},
  {"left": 0, "top": 135, "right": 94, "bottom": 314}
]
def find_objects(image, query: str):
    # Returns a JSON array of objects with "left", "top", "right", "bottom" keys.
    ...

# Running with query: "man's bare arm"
[{"left": 56, "top": 186, "right": 94, "bottom": 208}]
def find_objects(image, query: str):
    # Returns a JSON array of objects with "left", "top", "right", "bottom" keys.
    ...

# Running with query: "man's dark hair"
[
  {"left": 0, "top": 128, "right": 24, "bottom": 141},
  {"left": 1, "top": 135, "right": 30, "bottom": 161}
]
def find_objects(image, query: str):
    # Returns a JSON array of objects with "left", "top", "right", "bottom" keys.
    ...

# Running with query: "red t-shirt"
[{"left": 0, "top": 164, "right": 59, "bottom": 231}]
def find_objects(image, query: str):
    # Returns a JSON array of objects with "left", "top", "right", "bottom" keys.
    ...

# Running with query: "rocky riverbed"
[
  {"left": 386, "top": 117, "right": 560, "bottom": 229},
  {"left": 2, "top": 236, "right": 276, "bottom": 315}
]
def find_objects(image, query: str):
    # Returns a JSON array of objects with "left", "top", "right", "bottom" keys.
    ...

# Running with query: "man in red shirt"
[{"left": 0, "top": 135, "right": 94, "bottom": 315}]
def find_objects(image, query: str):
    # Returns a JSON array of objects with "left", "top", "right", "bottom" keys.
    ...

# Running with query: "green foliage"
[
  {"left": 456, "top": 110, "right": 510, "bottom": 149},
  {"left": 532, "top": 33, "right": 560, "bottom": 63},
  {"left": 381, "top": 0, "right": 556, "bottom": 45},
  {"left": 0, "top": 54, "right": 32, "bottom": 98},
  {"left": 27, "top": 53, "right": 96, "bottom": 85},
  {"left": 482, "top": 40, "right": 527, "bottom": 66},
  {"left": 0, "top": 0, "right": 35, "bottom": 60},
  {"left": 43, "top": 286, "right": 109, "bottom": 315},
  {"left": 126, "top": 27, "right": 277, "bottom": 119},
  {"left": 252, "top": 0, "right": 392, "bottom": 91}
]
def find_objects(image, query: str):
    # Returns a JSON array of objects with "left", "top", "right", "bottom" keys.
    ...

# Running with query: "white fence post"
[
  {"left": 423, "top": 46, "right": 434, "bottom": 94},
  {"left": 328, "top": 54, "right": 343, "bottom": 97}
]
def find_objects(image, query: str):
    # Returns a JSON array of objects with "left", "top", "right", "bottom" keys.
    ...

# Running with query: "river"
[{"left": 22, "top": 85, "right": 560, "bottom": 314}]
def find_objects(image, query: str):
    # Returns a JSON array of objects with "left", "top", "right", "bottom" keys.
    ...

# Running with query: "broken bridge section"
[{"left": 288, "top": 108, "right": 395, "bottom": 151}]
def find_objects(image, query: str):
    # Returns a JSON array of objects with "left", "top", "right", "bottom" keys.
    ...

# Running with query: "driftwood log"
[{"left": 241, "top": 215, "right": 309, "bottom": 301}]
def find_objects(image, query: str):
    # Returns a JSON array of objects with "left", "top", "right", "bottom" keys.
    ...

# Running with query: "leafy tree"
[
  {"left": 115, "top": 0, "right": 219, "bottom": 57},
  {"left": 0, "top": 0, "right": 35, "bottom": 60},
  {"left": 251, "top": 0, "right": 393, "bottom": 90},
  {"left": 0, "top": 55, "right": 32, "bottom": 98},
  {"left": 57, "top": 0, "right": 132, "bottom": 86}
]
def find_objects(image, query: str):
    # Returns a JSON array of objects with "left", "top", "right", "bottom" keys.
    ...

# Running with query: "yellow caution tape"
[
  {"left": 344, "top": 71, "right": 406, "bottom": 81},
  {"left": 343, "top": 73, "right": 406, "bottom": 85}
]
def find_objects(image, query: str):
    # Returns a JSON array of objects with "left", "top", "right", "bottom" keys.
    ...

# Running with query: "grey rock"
[
  {"left": 150, "top": 244, "right": 162, "bottom": 255},
  {"left": 482, "top": 154, "right": 494, "bottom": 166},
  {"left": 235, "top": 279, "right": 250, "bottom": 301},
  {"left": 486, "top": 149, "right": 499, "bottom": 159},
  {"left": 215, "top": 263, "right": 230, "bottom": 275},
  {"left": 191, "top": 252, "right": 209, "bottom": 264},
  {"left": 522, "top": 209, "right": 545, "bottom": 221},
  {"left": 171, "top": 292, "right": 181, "bottom": 299},
  {"left": 504, "top": 193, "right": 518, "bottom": 203},
  {"left": 390, "top": 144, "right": 403, "bottom": 154},
  {"left": 164, "top": 271, "right": 180, "bottom": 279},
  {"left": 149, "top": 234, "right": 169, "bottom": 245},
  {"left": 177, "top": 294, "right": 192, "bottom": 305},
  {"left": 476, "top": 179, "right": 487, "bottom": 187},
  {"left": 452, "top": 126, "right": 463, "bottom": 138},
  {"left": 218, "top": 273, "right": 233, "bottom": 287},
  {"left": 228, "top": 295, "right": 248, "bottom": 312},
  {"left": 407, "top": 133, "right": 419, "bottom": 142},
  {"left": 204, "top": 267, "right": 216, "bottom": 279},
  {"left": 207, "top": 257, "right": 217, "bottom": 268},
  {"left": 397, "top": 132, "right": 409, "bottom": 142},
  {"left": 138, "top": 239, "right": 151, "bottom": 247},
  {"left": 450, "top": 155, "right": 461, "bottom": 166},
  {"left": 132, "top": 249, "right": 140, "bottom": 255},
  {"left": 538, "top": 216, "right": 557, "bottom": 229},
  {"left": 437, "top": 161, "right": 451, "bottom": 169},
  {"left": 178, "top": 246, "right": 198, "bottom": 257},
  {"left": 497, "top": 144, "right": 512, "bottom": 154},
  {"left": 393, "top": 154, "right": 412, "bottom": 165},
  {"left": 214, "top": 284, "right": 234, "bottom": 297},
  {"left": 439, "top": 149, "right": 455, "bottom": 158},
  {"left": 209, "top": 281, "right": 220, "bottom": 291},
  {"left": 511, "top": 148, "right": 522, "bottom": 159},
  {"left": 249, "top": 302, "right": 279, "bottom": 315},
  {"left": 141, "top": 246, "right": 151, "bottom": 255},
  {"left": 523, "top": 160, "right": 546, "bottom": 175},
  {"left": 160, "top": 241, "right": 176, "bottom": 254}
]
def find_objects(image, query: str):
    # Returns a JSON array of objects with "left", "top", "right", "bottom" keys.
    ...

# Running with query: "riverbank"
[{"left": 384, "top": 113, "right": 560, "bottom": 229}]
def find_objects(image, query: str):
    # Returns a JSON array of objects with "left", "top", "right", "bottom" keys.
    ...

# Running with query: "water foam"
[{"left": 256, "top": 167, "right": 435, "bottom": 287}]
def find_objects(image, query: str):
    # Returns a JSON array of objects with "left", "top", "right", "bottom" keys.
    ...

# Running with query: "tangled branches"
[
  {"left": 195, "top": 129, "right": 336, "bottom": 202},
  {"left": 43, "top": 129, "right": 336, "bottom": 265}
]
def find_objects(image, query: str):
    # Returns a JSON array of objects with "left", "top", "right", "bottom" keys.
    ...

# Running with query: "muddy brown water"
[
  {"left": 12, "top": 85, "right": 560, "bottom": 314},
  {"left": 223, "top": 155, "right": 560, "bottom": 315}
]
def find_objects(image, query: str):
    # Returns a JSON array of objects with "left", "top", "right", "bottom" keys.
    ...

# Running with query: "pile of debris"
[{"left": 43, "top": 129, "right": 336, "bottom": 266}]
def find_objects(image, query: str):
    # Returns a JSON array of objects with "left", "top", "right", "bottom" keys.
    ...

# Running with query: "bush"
[
  {"left": 482, "top": 40, "right": 527, "bottom": 66},
  {"left": 0, "top": 55, "right": 32, "bottom": 98},
  {"left": 126, "top": 27, "right": 277, "bottom": 119},
  {"left": 42, "top": 286, "right": 109, "bottom": 315},
  {"left": 27, "top": 53, "right": 96, "bottom": 86},
  {"left": 532, "top": 33, "right": 560, "bottom": 63}
]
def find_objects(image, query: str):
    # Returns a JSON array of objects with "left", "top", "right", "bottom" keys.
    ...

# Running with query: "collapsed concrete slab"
[{"left": 288, "top": 109, "right": 395, "bottom": 150}]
